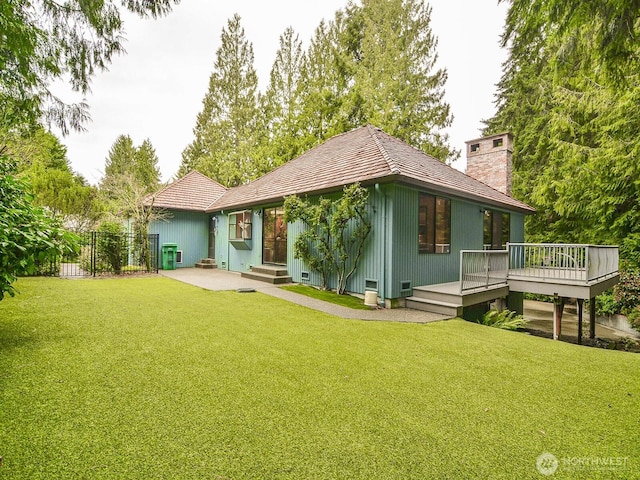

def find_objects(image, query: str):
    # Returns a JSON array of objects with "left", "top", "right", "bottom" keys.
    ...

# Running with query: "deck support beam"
[
  {"left": 577, "top": 298, "right": 584, "bottom": 345},
  {"left": 589, "top": 297, "right": 596, "bottom": 339},
  {"left": 553, "top": 295, "right": 566, "bottom": 340}
]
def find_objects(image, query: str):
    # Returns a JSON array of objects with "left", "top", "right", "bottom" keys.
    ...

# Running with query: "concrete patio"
[{"left": 159, "top": 268, "right": 450, "bottom": 324}]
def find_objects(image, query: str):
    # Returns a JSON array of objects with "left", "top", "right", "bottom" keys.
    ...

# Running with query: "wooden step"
[
  {"left": 411, "top": 285, "right": 463, "bottom": 305},
  {"left": 405, "top": 296, "right": 462, "bottom": 317},
  {"left": 241, "top": 270, "right": 292, "bottom": 285},
  {"left": 249, "top": 265, "right": 289, "bottom": 276},
  {"left": 195, "top": 258, "right": 217, "bottom": 269}
]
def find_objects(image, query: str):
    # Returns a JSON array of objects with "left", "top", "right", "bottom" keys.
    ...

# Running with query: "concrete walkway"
[{"left": 159, "top": 268, "right": 449, "bottom": 324}]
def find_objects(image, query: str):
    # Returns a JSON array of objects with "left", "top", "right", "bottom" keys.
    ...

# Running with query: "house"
[
  {"left": 148, "top": 125, "right": 619, "bottom": 336},
  {"left": 147, "top": 170, "right": 226, "bottom": 268}
]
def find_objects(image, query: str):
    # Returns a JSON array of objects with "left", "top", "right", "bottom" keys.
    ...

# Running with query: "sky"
[{"left": 53, "top": 0, "right": 509, "bottom": 185}]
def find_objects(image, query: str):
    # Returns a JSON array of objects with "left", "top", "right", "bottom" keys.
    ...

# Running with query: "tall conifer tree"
[
  {"left": 258, "top": 27, "right": 306, "bottom": 172},
  {"left": 101, "top": 135, "right": 137, "bottom": 197},
  {"left": 134, "top": 139, "right": 161, "bottom": 193},
  {"left": 345, "top": 0, "right": 456, "bottom": 161},
  {"left": 101, "top": 135, "right": 160, "bottom": 199},
  {"left": 487, "top": 0, "right": 640, "bottom": 262},
  {"left": 180, "top": 14, "right": 260, "bottom": 187},
  {"left": 298, "top": 15, "right": 354, "bottom": 150}
]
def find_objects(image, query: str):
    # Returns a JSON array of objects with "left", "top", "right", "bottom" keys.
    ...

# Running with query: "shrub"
[
  {"left": 627, "top": 307, "right": 640, "bottom": 332},
  {"left": 614, "top": 270, "right": 640, "bottom": 314},
  {"left": 596, "top": 292, "right": 619, "bottom": 316},
  {"left": 478, "top": 309, "right": 528, "bottom": 331},
  {"left": 96, "top": 222, "right": 127, "bottom": 274},
  {"left": 620, "top": 336, "right": 639, "bottom": 352}
]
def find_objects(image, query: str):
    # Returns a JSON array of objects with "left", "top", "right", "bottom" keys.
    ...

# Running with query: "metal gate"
[{"left": 37, "top": 232, "right": 159, "bottom": 277}]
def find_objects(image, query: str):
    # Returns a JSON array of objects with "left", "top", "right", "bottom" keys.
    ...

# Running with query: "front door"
[
  {"left": 263, "top": 207, "right": 287, "bottom": 264},
  {"left": 208, "top": 216, "right": 216, "bottom": 259}
]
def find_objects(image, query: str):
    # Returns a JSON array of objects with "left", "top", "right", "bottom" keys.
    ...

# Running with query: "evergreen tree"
[
  {"left": 101, "top": 135, "right": 161, "bottom": 202},
  {"left": 297, "top": 15, "right": 354, "bottom": 150},
  {"left": 180, "top": 14, "right": 260, "bottom": 187},
  {"left": 345, "top": 0, "right": 456, "bottom": 161},
  {"left": 502, "top": 0, "right": 639, "bottom": 84},
  {"left": 27, "top": 164, "right": 100, "bottom": 231},
  {"left": 258, "top": 27, "right": 306, "bottom": 172},
  {"left": 0, "top": 126, "right": 100, "bottom": 230},
  {"left": 486, "top": 0, "right": 640, "bottom": 264},
  {"left": 134, "top": 139, "right": 161, "bottom": 193},
  {"left": 101, "top": 135, "right": 137, "bottom": 198},
  {"left": 0, "top": 126, "right": 68, "bottom": 171},
  {"left": 295, "top": 1, "right": 456, "bottom": 161},
  {"left": 180, "top": 3, "right": 457, "bottom": 177},
  {"left": 1, "top": 0, "right": 177, "bottom": 134}
]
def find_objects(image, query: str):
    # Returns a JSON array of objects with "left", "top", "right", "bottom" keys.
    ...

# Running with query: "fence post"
[
  {"left": 459, "top": 251, "right": 465, "bottom": 294},
  {"left": 91, "top": 231, "right": 97, "bottom": 277},
  {"left": 155, "top": 234, "right": 159, "bottom": 273},
  {"left": 585, "top": 245, "right": 590, "bottom": 281}
]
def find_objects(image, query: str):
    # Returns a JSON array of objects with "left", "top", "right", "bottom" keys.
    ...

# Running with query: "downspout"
[
  {"left": 375, "top": 183, "right": 387, "bottom": 307},
  {"left": 222, "top": 211, "right": 230, "bottom": 271}
]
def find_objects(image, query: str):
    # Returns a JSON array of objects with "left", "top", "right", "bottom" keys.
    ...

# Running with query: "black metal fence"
[{"left": 34, "top": 232, "right": 159, "bottom": 277}]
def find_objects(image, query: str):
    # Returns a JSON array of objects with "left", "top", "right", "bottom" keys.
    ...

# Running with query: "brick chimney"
[{"left": 465, "top": 132, "right": 513, "bottom": 196}]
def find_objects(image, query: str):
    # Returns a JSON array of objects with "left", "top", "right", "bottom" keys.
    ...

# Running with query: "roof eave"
[
  {"left": 206, "top": 175, "right": 397, "bottom": 213},
  {"left": 205, "top": 174, "right": 535, "bottom": 215},
  {"left": 396, "top": 176, "right": 536, "bottom": 214}
]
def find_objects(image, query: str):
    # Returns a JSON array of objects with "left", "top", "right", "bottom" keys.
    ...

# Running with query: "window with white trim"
[{"left": 229, "top": 210, "right": 252, "bottom": 240}]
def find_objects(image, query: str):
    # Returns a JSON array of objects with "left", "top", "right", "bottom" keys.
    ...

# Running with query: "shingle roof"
[
  {"left": 144, "top": 170, "right": 226, "bottom": 212},
  {"left": 207, "top": 125, "right": 534, "bottom": 213}
]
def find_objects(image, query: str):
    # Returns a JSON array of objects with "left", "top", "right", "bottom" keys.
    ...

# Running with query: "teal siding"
[
  {"left": 211, "top": 184, "right": 527, "bottom": 303},
  {"left": 510, "top": 212, "right": 525, "bottom": 243},
  {"left": 214, "top": 214, "right": 229, "bottom": 269},
  {"left": 384, "top": 185, "right": 485, "bottom": 298},
  {"left": 287, "top": 219, "right": 319, "bottom": 284},
  {"left": 285, "top": 190, "right": 386, "bottom": 296},
  {"left": 212, "top": 210, "right": 263, "bottom": 272},
  {"left": 346, "top": 186, "right": 388, "bottom": 299},
  {"left": 149, "top": 211, "right": 208, "bottom": 268}
]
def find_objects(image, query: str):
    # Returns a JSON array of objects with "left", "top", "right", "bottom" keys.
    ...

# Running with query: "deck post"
[
  {"left": 553, "top": 295, "right": 565, "bottom": 340},
  {"left": 589, "top": 297, "right": 596, "bottom": 339},
  {"left": 577, "top": 298, "right": 584, "bottom": 345}
]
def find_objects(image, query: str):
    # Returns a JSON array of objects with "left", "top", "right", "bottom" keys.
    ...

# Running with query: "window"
[
  {"left": 483, "top": 210, "right": 510, "bottom": 250},
  {"left": 176, "top": 250, "right": 183, "bottom": 263},
  {"left": 229, "top": 210, "right": 252, "bottom": 240},
  {"left": 493, "top": 138, "right": 504, "bottom": 148},
  {"left": 470, "top": 143, "right": 480, "bottom": 152},
  {"left": 418, "top": 194, "right": 451, "bottom": 254}
]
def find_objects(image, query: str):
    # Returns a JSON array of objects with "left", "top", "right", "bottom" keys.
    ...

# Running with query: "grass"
[
  {"left": 280, "top": 284, "right": 371, "bottom": 309},
  {"left": 0, "top": 277, "right": 639, "bottom": 479}
]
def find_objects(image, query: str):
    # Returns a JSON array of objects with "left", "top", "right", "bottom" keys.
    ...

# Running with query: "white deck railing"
[
  {"left": 507, "top": 243, "right": 619, "bottom": 283},
  {"left": 457, "top": 244, "right": 619, "bottom": 294},
  {"left": 459, "top": 250, "right": 509, "bottom": 293}
]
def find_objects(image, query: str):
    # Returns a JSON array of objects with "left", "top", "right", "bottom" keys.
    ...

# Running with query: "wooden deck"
[
  {"left": 507, "top": 268, "right": 619, "bottom": 299},
  {"left": 407, "top": 244, "right": 620, "bottom": 316},
  {"left": 406, "top": 281, "right": 510, "bottom": 317}
]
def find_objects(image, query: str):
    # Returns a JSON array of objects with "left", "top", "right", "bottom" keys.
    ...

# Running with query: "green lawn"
[
  {"left": 1, "top": 277, "right": 639, "bottom": 479},
  {"left": 280, "top": 284, "right": 371, "bottom": 309}
]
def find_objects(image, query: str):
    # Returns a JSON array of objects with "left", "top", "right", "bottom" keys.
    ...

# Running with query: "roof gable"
[
  {"left": 208, "top": 125, "right": 392, "bottom": 211},
  {"left": 208, "top": 125, "right": 534, "bottom": 213},
  {"left": 371, "top": 128, "right": 533, "bottom": 212},
  {"left": 146, "top": 170, "right": 226, "bottom": 212}
]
